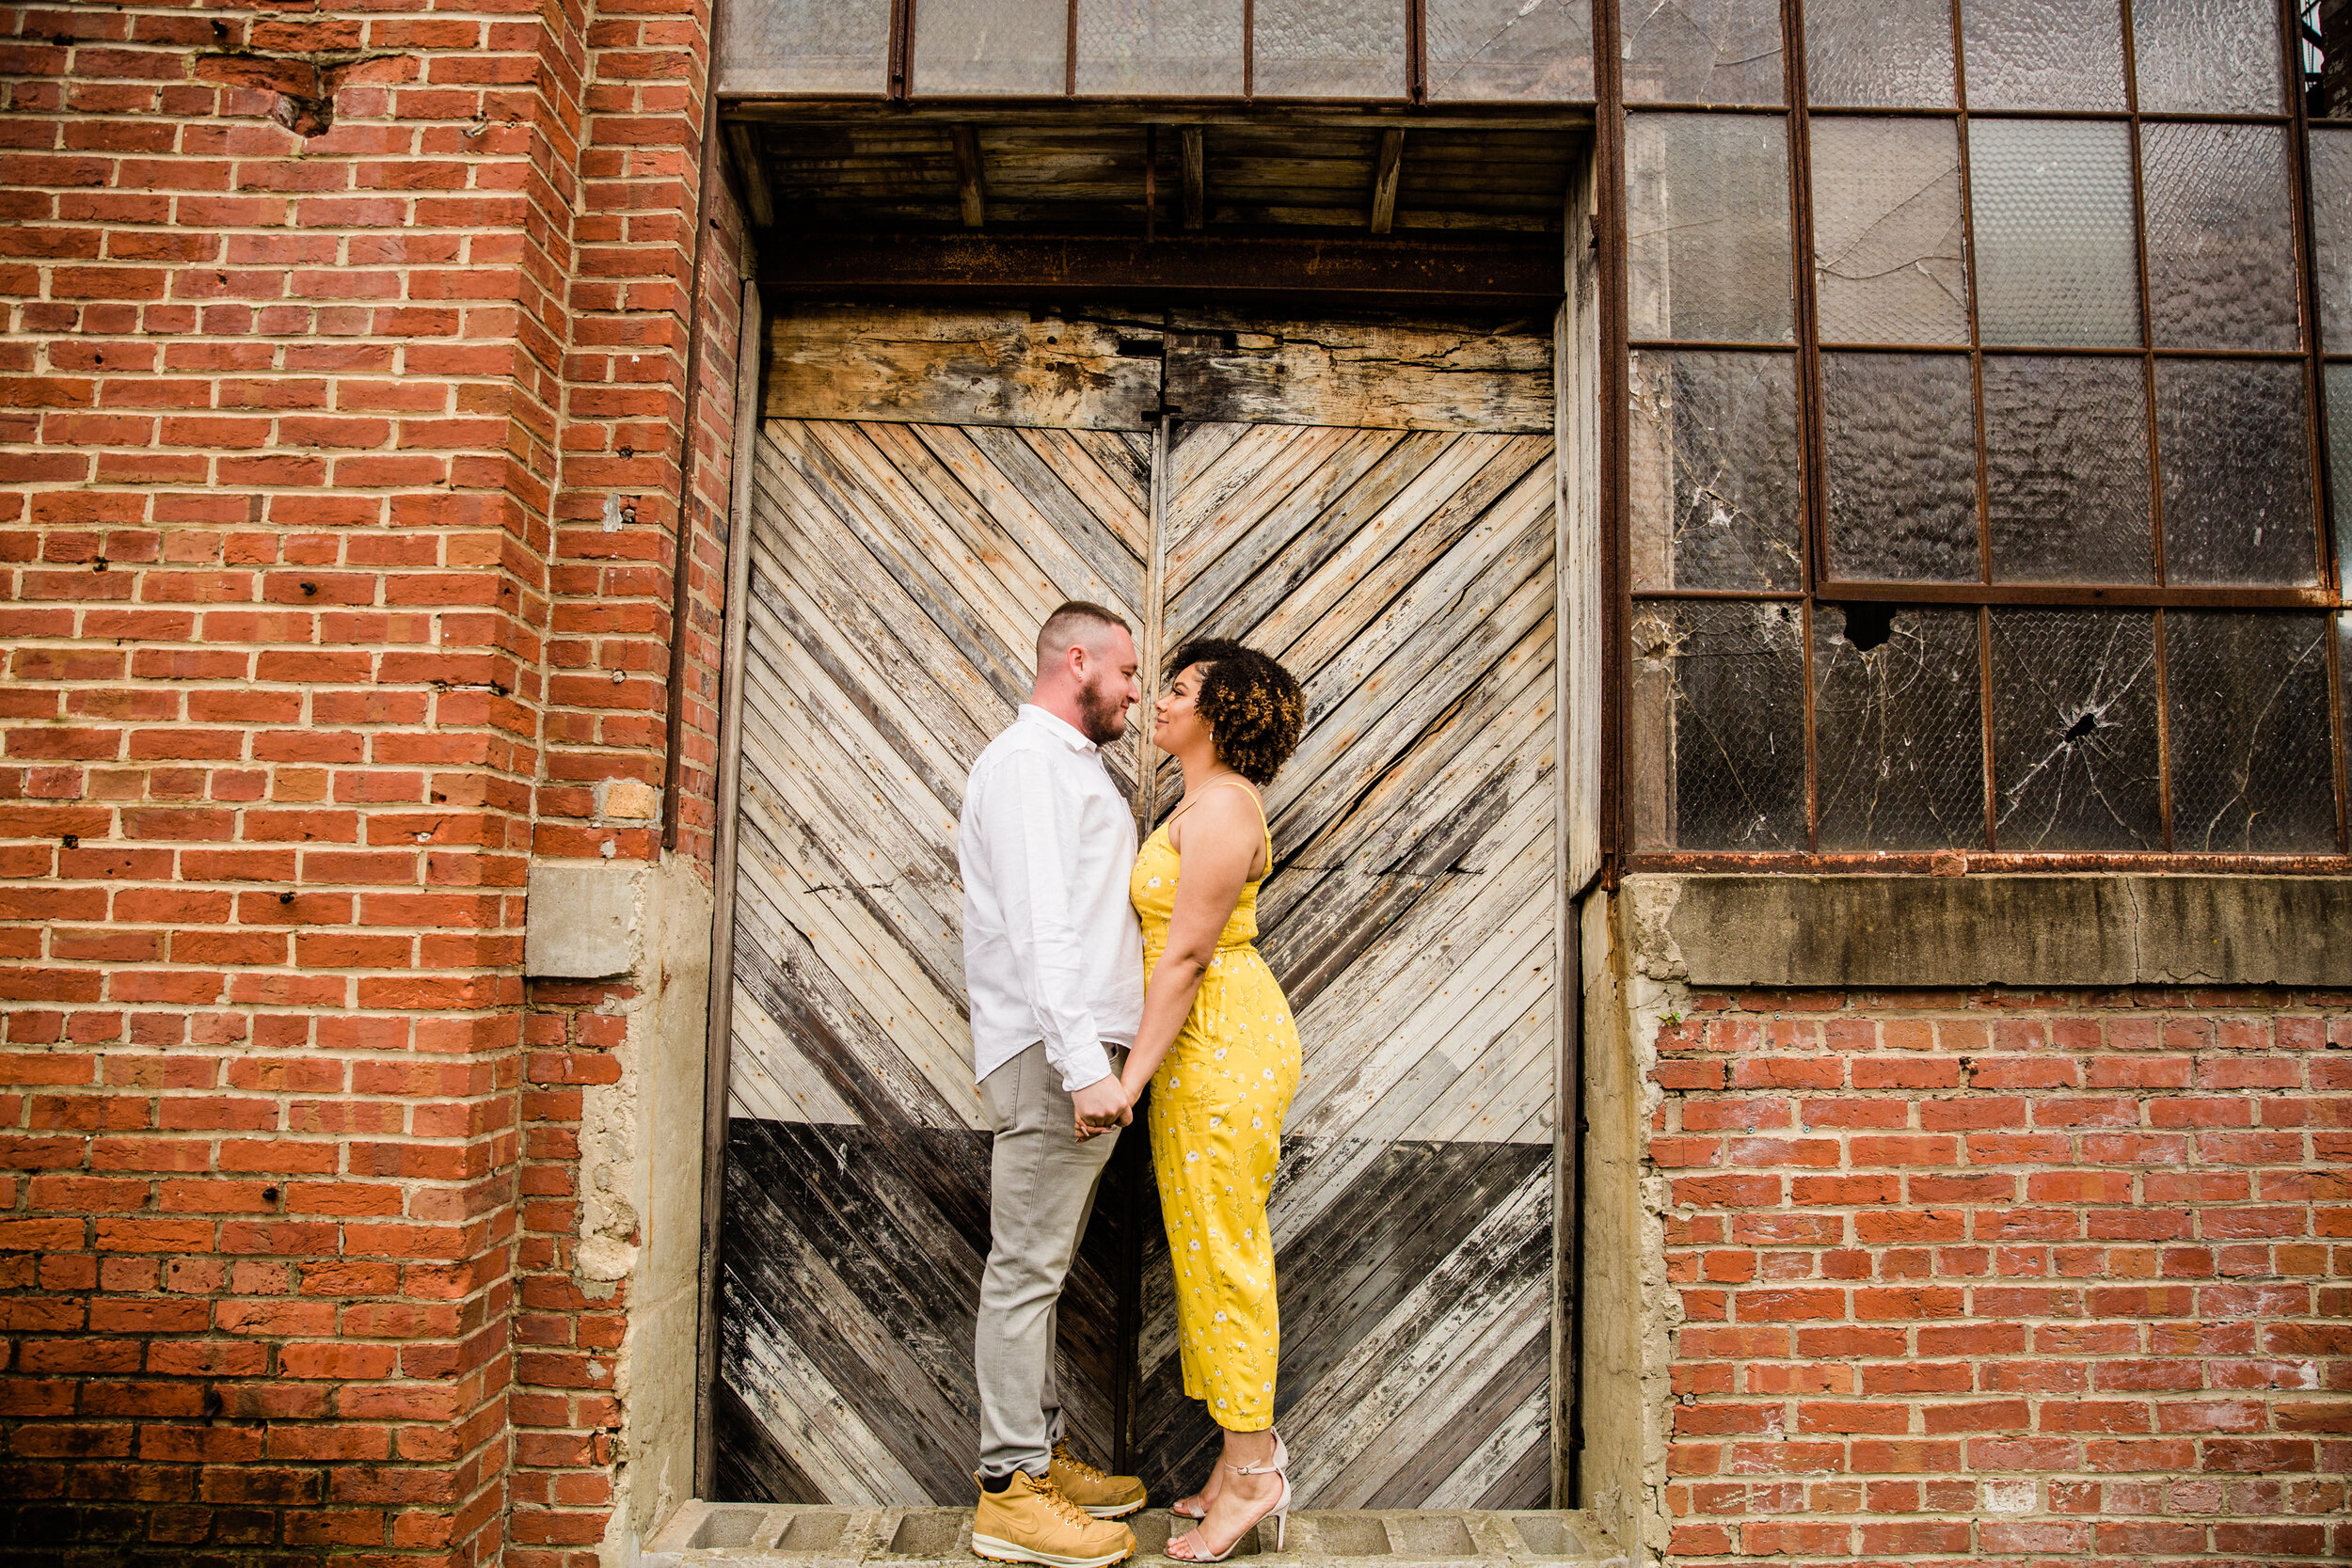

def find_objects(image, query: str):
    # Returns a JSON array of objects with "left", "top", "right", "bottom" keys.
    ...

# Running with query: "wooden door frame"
[{"left": 691, "top": 153, "right": 1606, "bottom": 1501}]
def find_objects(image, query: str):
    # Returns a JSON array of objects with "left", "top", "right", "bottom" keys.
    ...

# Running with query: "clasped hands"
[{"left": 1072, "top": 1074, "right": 1135, "bottom": 1142}]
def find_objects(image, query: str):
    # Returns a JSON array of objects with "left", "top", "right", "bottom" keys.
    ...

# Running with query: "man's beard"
[{"left": 1074, "top": 673, "right": 1129, "bottom": 746}]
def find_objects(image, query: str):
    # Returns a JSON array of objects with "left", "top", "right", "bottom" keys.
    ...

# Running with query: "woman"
[{"left": 1100, "top": 638, "right": 1305, "bottom": 1563}]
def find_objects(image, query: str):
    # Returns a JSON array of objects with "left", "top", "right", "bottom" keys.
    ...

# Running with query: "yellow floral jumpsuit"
[{"left": 1130, "top": 783, "right": 1302, "bottom": 1432}]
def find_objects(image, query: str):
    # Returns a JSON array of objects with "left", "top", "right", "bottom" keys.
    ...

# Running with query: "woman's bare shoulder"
[{"left": 1167, "top": 782, "right": 1263, "bottom": 852}]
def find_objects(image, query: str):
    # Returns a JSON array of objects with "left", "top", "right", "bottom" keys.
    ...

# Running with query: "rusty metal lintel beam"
[{"left": 755, "top": 233, "right": 1567, "bottom": 304}]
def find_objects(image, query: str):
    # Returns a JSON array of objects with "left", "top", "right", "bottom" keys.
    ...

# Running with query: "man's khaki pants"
[{"left": 975, "top": 1040, "right": 1121, "bottom": 1480}]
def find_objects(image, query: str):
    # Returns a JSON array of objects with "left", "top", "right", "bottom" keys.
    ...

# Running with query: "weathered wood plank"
[
  {"left": 768, "top": 306, "right": 1161, "bottom": 430},
  {"left": 1163, "top": 318, "right": 1552, "bottom": 432},
  {"left": 1369, "top": 129, "right": 1405, "bottom": 234}
]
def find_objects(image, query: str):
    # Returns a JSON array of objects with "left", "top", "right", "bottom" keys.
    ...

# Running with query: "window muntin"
[{"left": 1625, "top": 0, "right": 2347, "bottom": 858}]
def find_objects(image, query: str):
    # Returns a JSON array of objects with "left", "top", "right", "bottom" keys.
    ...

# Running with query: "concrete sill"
[{"left": 645, "top": 1503, "right": 1626, "bottom": 1568}]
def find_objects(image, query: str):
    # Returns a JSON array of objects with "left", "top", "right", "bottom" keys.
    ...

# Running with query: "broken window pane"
[
  {"left": 1820, "top": 352, "right": 1979, "bottom": 582},
  {"left": 1626, "top": 113, "right": 1795, "bottom": 343},
  {"left": 1814, "top": 605, "right": 1986, "bottom": 849},
  {"left": 1628, "top": 600, "right": 1808, "bottom": 850},
  {"left": 1075, "top": 0, "right": 1244, "bottom": 94},
  {"left": 1960, "top": 0, "right": 2128, "bottom": 109},
  {"left": 2310, "top": 129, "right": 2352, "bottom": 354},
  {"left": 2131, "top": 0, "right": 2283, "bottom": 112},
  {"left": 1968, "top": 119, "right": 2142, "bottom": 348},
  {"left": 1983, "top": 355, "right": 2154, "bottom": 583},
  {"left": 1623, "top": 0, "right": 1785, "bottom": 105},
  {"left": 915, "top": 0, "right": 1068, "bottom": 92},
  {"left": 723, "top": 0, "right": 893, "bottom": 91},
  {"left": 1989, "top": 610, "right": 2162, "bottom": 849},
  {"left": 1809, "top": 116, "right": 1969, "bottom": 344},
  {"left": 2165, "top": 611, "right": 2339, "bottom": 851},
  {"left": 1803, "top": 0, "right": 1956, "bottom": 107},
  {"left": 1628, "top": 350, "right": 1803, "bottom": 592},
  {"left": 2156, "top": 358, "right": 2318, "bottom": 586},
  {"left": 2314, "top": 0, "right": 2352, "bottom": 119},
  {"left": 2140, "top": 123, "right": 2299, "bottom": 352},
  {"left": 1425, "top": 0, "right": 1597, "bottom": 100},
  {"left": 1254, "top": 0, "right": 1406, "bottom": 97}
]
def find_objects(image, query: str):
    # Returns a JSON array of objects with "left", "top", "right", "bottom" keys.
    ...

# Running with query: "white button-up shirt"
[{"left": 959, "top": 705, "right": 1144, "bottom": 1092}]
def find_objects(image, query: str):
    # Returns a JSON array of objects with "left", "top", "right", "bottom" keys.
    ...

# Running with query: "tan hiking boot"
[
  {"left": 1050, "top": 1440, "right": 1147, "bottom": 1520},
  {"left": 972, "top": 1468, "right": 1136, "bottom": 1568}
]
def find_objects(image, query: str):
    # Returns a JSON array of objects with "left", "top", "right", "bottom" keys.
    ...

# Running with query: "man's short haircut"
[{"left": 1036, "top": 600, "right": 1129, "bottom": 673}]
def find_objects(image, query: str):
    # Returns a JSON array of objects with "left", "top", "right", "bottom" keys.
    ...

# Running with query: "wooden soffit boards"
[{"left": 765, "top": 304, "right": 1554, "bottom": 433}]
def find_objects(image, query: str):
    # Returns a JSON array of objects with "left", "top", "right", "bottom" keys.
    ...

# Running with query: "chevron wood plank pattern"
[
  {"left": 1130, "top": 420, "right": 1558, "bottom": 1511},
  {"left": 720, "top": 420, "right": 1147, "bottom": 1502}
]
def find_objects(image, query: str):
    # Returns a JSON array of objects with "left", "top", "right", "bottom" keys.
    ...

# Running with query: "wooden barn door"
[{"left": 715, "top": 308, "right": 1561, "bottom": 1509}]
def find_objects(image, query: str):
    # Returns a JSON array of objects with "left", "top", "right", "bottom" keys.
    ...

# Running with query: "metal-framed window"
[{"left": 1616, "top": 0, "right": 2351, "bottom": 867}]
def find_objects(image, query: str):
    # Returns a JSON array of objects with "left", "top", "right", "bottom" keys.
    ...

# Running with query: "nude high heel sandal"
[
  {"left": 1171, "top": 1430, "right": 1286, "bottom": 1522},
  {"left": 1167, "top": 1441, "right": 1291, "bottom": 1563}
]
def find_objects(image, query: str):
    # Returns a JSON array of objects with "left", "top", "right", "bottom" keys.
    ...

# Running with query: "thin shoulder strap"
[{"left": 1213, "top": 778, "right": 1273, "bottom": 874}]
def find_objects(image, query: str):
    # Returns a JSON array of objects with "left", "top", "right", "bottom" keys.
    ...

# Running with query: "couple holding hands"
[{"left": 958, "top": 602, "right": 1307, "bottom": 1568}]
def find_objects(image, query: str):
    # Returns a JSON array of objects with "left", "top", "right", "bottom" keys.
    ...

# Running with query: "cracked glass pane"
[
  {"left": 1968, "top": 119, "right": 2142, "bottom": 347},
  {"left": 1821, "top": 352, "right": 1979, "bottom": 583},
  {"left": 2310, "top": 129, "right": 2352, "bottom": 355},
  {"left": 1623, "top": 0, "right": 1785, "bottom": 105},
  {"left": 1989, "top": 610, "right": 2162, "bottom": 849},
  {"left": 1809, "top": 117, "right": 1969, "bottom": 344},
  {"left": 1983, "top": 355, "right": 2154, "bottom": 583},
  {"left": 914, "top": 0, "right": 1068, "bottom": 92},
  {"left": 2166, "top": 611, "right": 2339, "bottom": 851},
  {"left": 1628, "top": 600, "right": 1808, "bottom": 850},
  {"left": 2156, "top": 358, "right": 2318, "bottom": 586},
  {"left": 2131, "top": 0, "right": 2284, "bottom": 112},
  {"left": 2141, "top": 123, "right": 2299, "bottom": 352},
  {"left": 1426, "top": 0, "right": 1596, "bottom": 100},
  {"left": 1253, "top": 0, "right": 1406, "bottom": 97},
  {"left": 1803, "top": 0, "right": 1956, "bottom": 107},
  {"left": 2329, "top": 365, "right": 2352, "bottom": 589},
  {"left": 1075, "top": 0, "right": 1243, "bottom": 93},
  {"left": 1627, "top": 113, "right": 1795, "bottom": 343},
  {"left": 1815, "top": 605, "right": 1986, "bottom": 849},
  {"left": 723, "top": 0, "right": 893, "bottom": 90},
  {"left": 1960, "top": 0, "right": 2127, "bottom": 109},
  {"left": 1629, "top": 350, "right": 1803, "bottom": 592}
]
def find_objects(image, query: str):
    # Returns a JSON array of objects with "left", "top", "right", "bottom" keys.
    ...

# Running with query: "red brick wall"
[
  {"left": 1654, "top": 987, "right": 2352, "bottom": 1566},
  {"left": 0, "top": 0, "right": 740, "bottom": 1557}
]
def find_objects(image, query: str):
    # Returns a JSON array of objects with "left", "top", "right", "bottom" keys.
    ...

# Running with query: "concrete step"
[{"left": 646, "top": 1503, "right": 1626, "bottom": 1568}]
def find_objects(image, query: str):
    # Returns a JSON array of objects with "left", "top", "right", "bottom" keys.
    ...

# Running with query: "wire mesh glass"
[
  {"left": 1628, "top": 350, "right": 1804, "bottom": 592},
  {"left": 1626, "top": 113, "right": 1795, "bottom": 343},
  {"left": 1814, "top": 605, "right": 1987, "bottom": 849},
  {"left": 914, "top": 0, "right": 1070, "bottom": 93},
  {"left": 1808, "top": 116, "right": 1970, "bottom": 345},
  {"left": 1252, "top": 0, "right": 1406, "bottom": 98},
  {"left": 2312, "top": 129, "right": 2352, "bottom": 356},
  {"left": 1627, "top": 600, "right": 1809, "bottom": 851},
  {"left": 2165, "top": 611, "right": 2339, "bottom": 850},
  {"left": 1967, "top": 119, "right": 2143, "bottom": 348},
  {"left": 2330, "top": 364, "right": 2352, "bottom": 591},
  {"left": 1959, "top": 0, "right": 2128, "bottom": 111},
  {"left": 1424, "top": 0, "right": 1596, "bottom": 101},
  {"left": 1074, "top": 0, "right": 1243, "bottom": 94},
  {"left": 1622, "top": 0, "right": 1785, "bottom": 106},
  {"left": 1988, "top": 609, "right": 2162, "bottom": 849},
  {"left": 1802, "top": 0, "right": 1958, "bottom": 108},
  {"left": 2129, "top": 0, "right": 2285, "bottom": 113},
  {"left": 1820, "top": 352, "right": 1980, "bottom": 583},
  {"left": 2155, "top": 358, "right": 2318, "bottom": 587},
  {"left": 1983, "top": 356, "right": 2154, "bottom": 584},
  {"left": 2139, "top": 122, "right": 2300, "bottom": 353},
  {"left": 721, "top": 0, "right": 894, "bottom": 91}
]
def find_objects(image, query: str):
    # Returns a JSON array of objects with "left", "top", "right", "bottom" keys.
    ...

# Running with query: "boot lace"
[
  {"left": 1031, "top": 1473, "right": 1096, "bottom": 1529},
  {"left": 1052, "top": 1442, "right": 1106, "bottom": 1483}
]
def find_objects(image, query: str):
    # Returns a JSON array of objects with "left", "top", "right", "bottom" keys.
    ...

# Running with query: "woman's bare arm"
[{"left": 1115, "top": 786, "right": 1263, "bottom": 1104}]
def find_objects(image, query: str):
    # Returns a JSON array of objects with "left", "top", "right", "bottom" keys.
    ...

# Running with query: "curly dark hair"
[{"left": 1165, "top": 638, "right": 1305, "bottom": 787}]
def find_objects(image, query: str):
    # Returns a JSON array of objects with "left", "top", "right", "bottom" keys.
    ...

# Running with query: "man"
[{"left": 960, "top": 601, "right": 1151, "bottom": 1568}]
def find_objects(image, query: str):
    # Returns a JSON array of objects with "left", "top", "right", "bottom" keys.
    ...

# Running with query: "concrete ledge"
[
  {"left": 1626, "top": 874, "right": 2352, "bottom": 990},
  {"left": 645, "top": 1504, "right": 1623, "bottom": 1568}
]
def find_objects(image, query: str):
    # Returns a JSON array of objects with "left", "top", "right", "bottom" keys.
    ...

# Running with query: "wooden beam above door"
[{"left": 757, "top": 233, "right": 1564, "bottom": 307}]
